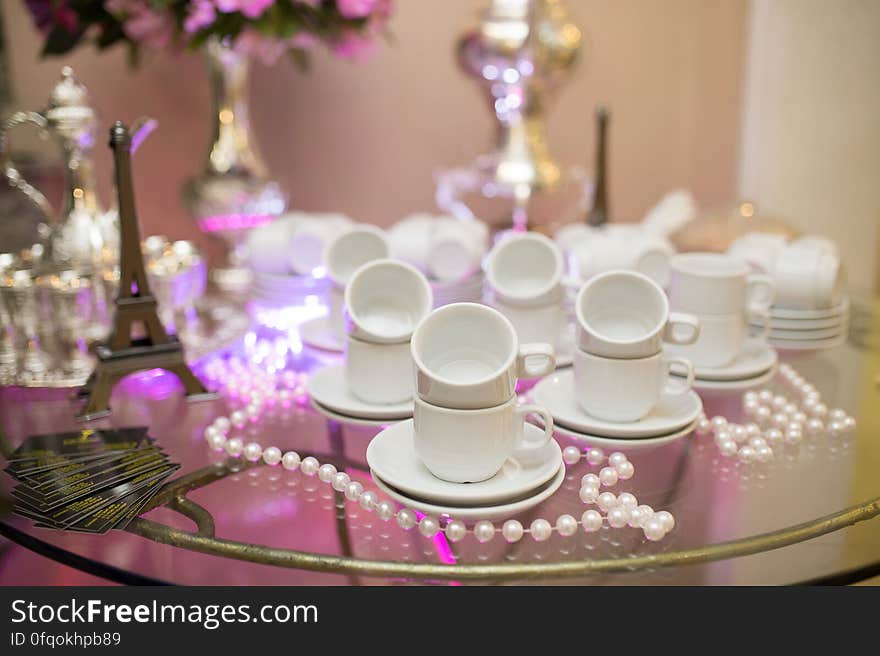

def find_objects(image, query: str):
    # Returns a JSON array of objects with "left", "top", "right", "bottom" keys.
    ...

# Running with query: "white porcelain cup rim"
[
  {"left": 411, "top": 302, "right": 518, "bottom": 388},
  {"left": 322, "top": 224, "right": 389, "bottom": 288},
  {"left": 486, "top": 232, "right": 564, "bottom": 304},
  {"left": 575, "top": 270, "right": 670, "bottom": 348},
  {"left": 344, "top": 258, "right": 433, "bottom": 343}
]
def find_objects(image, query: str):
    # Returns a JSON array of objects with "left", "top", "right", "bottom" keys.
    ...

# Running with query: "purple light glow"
[{"left": 197, "top": 213, "right": 275, "bottom": 233}]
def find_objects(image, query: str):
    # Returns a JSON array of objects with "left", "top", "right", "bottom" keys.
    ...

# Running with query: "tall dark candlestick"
[{"left": 587, "top": 106, "right": 610, "bottom": 226}]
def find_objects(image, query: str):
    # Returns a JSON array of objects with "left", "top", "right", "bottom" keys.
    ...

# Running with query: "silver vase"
[{"left": 182, "top": 39, "right": 287, "bottom": 292}]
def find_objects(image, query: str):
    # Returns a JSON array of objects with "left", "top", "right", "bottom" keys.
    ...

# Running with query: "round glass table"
[{"left": 1, "top": 300, "right": 879, "bottom": 586}]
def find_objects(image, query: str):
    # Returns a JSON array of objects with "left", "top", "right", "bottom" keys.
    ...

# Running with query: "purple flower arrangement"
[{"left": 24, "top": 0, "right": 392, "bottom": 65}]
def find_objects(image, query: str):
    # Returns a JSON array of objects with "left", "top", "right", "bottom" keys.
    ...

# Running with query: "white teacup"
[
  {"left": 411, "top": 303, "right": 556, "bottom": 409},
  {"left": 575, "top": 270, "right": 700, "bottom": 359},
  {"left": 413, "top": 395, "right": 554, "bottom": 483},
  {"left": 726, "top": 232, "right": 788, "bottom": 274},
  {"left": 345, "top": 336, "right": 412, "bottom": 405},
  {"left": 573, "top": 349, "right": 695, "bottom": 422},
  {"left": 492, "top": 297, "right": 566, "bottom": 346},
  {"left": 344, "top": 259, "right": 433, "bottom": 344},
  {"left": 773, "top": 242, "right": 844, "bottom": 310},
  {"left": 487, "top": 232, "right": 564, "bottom": 307},
  {"left": 323, "top": 224, "right": 390, "bottom": 288},
  {"left": 388, "top": 214, "right": 435, "bottom": 272},
  {"left": 571, "top": 227, "right": 674, "bottom": 287},
  {"left": 427, "top": 218, "right": 487, "bottom": 283},
  {"left": 666, "top": 311, "right": 770, "bottom": 368},
  {"left": 669, "top": 253, "right": 775, "bottom": 315},
  {"left": 791, "top": 235, "right": 838, "bottom": 257},
  {"left": 287, "top": 213, "right": 352, "bottom": 275}
]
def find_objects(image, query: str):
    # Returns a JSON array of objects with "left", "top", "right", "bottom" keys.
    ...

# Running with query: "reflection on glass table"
[{"left": 0, "top": 300, "right": 878, "bottom": 585}]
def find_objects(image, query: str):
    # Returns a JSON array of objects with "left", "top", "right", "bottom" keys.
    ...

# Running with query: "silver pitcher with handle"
[{"left": 0, "top": 66, "right": 111, "bottom": 273}]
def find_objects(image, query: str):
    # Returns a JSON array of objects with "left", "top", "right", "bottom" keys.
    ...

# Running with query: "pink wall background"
[{"left": 3, "top": 1, "right": 747, "bottom": 261}]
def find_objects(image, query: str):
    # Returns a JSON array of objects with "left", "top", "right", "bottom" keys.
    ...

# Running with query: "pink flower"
[
  {"left": 184, "top": 0, "right": 216, "bottom": 33},
  {"left": 215, "top": 0, "right": 274, "bottom": 18},
  {"left": 333, "top": 29, "right": 376, "bottom": 61},
  {"left": 235, "top": 29, "right": 287, "bottom": 66},
  {"left": 290, "top": 32, "right": 319, "bottom": 50},
  {"left": 336, "top": 0, "right": 379, "bottom": 20},
  {"left": 105, "top": 1, "right": 173, "bottom": 49}
]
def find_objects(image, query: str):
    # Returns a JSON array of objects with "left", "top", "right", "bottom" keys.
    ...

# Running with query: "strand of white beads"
[
  {"left": 199, "top": 358, "right": 676, "bottom": 543},
  {"left": 693, "top": 362, "right": 855, "bottom": 462}
]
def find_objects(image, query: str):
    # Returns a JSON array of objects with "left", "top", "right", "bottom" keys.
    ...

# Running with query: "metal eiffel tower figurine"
[
  {"left": 586, "top": 106, "right": 610, "bottom": 227},
  {"left": 76, "top": 121, "right": 215, "bottom": 421}
]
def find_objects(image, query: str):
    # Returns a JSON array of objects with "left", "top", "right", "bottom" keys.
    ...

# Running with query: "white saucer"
[
  {"left": 767, "top": 324, "right": 848, "bottom": 341},
  {"left": 299, "top": 316, "right": 345, "bottom": 353},
  {"left": 371, "top": 464, "right": 565, "bottom": 521},
  {"left": 755, "top": 314, "right": 848, "bottom": 330},
  {"left": 770, "top": 333, "right": 847, "bottom": 351},
  {"left": 310, "top": 399, "right": 394, "bottom": 427},
  {"left": 551, "top": 418, "right": 698, "bottom": 452},
  {"left": 366, "top": 419, "right": 562, "bottom": 505},
  {"left": 669, "top": 343, "right": 777, "bottom": 381},
  {"left": 769, "top": 297, "right": 849, "bottom": 320},
  {"left": 683, "top": 366, "right": 776, "bottom": 391},
  {"left": 530, "top": 370, "right": 703, "bottom": 438},
  {"left": 307, "top": 364, "right": 413, "bottom": 420}
]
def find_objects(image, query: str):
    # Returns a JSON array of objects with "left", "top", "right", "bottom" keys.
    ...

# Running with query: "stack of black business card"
[{"left": 4, "top": 427, "right": 178, "bottom": 534}]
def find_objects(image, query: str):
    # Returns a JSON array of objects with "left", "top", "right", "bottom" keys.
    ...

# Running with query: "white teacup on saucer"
[
  {"left": 367, "top": 418, "right": 562, "bottom": 505},
  {"left": 413, "top": 395, "right": 554, "bottom": 483},
  {"left": 307, "top": 364, "right": 413, "bottom": 420},
  {"left": 531, "top": 369, "right": 703, "bottom": 438}
]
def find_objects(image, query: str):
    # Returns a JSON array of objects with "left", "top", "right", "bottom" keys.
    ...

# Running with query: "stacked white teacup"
[
  {"left": 410, "top": 303, "right": 557, "bottom": 483},
  {"left": 486, "top": 232, "right": 568, "bottom": 349},
  {"left": 323, "top": 225, "right": 391, "bottom": 343},
  {"left": 666, "top": 253, "right": 775, "bottom": 368},
  {"left": 343, "top": 259, "right": 433, "bottom": 405},
  {"left": 572, "top": 271, "right": 701, "bottom": 422}
]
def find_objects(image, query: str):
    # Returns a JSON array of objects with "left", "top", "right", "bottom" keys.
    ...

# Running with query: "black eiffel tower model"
[{"left": 76, "top": 122, "right": 216, "bottom": 420}]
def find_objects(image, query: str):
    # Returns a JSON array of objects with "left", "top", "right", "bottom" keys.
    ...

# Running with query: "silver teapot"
[{"left": 0, "top": 66, "right": 113, "bottom": 273}]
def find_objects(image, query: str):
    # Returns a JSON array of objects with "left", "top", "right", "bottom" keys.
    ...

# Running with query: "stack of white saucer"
[
  {"left": 728, "top": 233, "right": 849, "bottom": 351},
  {"left": 388, "top": 214, "right": 488, "bottom": 307},
  {"left": 364, "top": 302, "right": 564, "bottom": 519}
]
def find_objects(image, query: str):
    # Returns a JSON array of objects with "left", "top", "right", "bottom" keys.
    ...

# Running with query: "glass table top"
[{"left": 1, "top": 301, "right": 879, "bottom": 586}]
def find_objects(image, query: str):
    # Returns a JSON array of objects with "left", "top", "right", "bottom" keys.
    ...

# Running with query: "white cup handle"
[
  {"left": 746, "top": 309, "right": 771, "bottom": 344},
  {"left": 663, "top": 312, "right": 701, "bottom": 346},
  {"left": 746, "top": 273, "right": 775, "bottom": 311},
  {"left": 514, "top": 404, "right": 553, "bottom": 459},
  {"left": 517, "top": 342, "right": 556, "bottom": 379},
  {"left": 663, "top": 356, "right": 694, "bottom": 397}
]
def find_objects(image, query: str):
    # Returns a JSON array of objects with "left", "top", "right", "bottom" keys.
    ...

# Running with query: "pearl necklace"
[
  {"left": 199, "top": 358, "right": 676, "bottom": 543},
  {"left": 198, "top": 357, "right": 854, "bottom": 545},
  {"left": 694, "top": 362, "right": 855, "bottom": 461}
]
